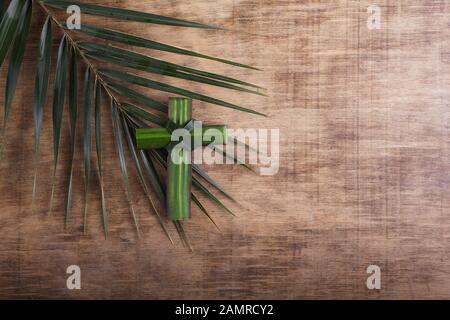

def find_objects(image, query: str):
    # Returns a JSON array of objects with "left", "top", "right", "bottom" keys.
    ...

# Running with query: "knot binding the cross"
[{"left": 136, "top": 97, "right": 228, "bottom": 221}]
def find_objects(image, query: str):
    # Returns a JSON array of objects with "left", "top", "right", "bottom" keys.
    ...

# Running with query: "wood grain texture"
[{"left": 0, "top": 0, "right": 450, "bottom": 299}]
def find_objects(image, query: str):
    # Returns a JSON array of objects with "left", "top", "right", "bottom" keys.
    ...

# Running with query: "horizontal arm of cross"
[{"left": 135, "top": 125, "right": 228, "bottom": 150}]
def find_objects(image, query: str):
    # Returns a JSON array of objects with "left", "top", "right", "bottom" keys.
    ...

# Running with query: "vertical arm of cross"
[{"left": 166, "top": 97, "right": 192, "bottom": 221}]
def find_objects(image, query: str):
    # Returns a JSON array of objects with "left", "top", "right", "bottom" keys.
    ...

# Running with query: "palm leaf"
[
  {"left": 192, "top": 177, "right": 235, "bottom": 216},
  {"left": 32, "top": 16, "right": 52, "bottom": 209},
  {"left": 2, "top": 0, "right": 31, "bottom": 150},
  {"left": 0, "top": 0, "right": 24, "bottom": 68},
  {"left": 43, "top": 0, "right": 217, "bottom": 29},
  {"left": 99, "top": 69, "right": 266, "bottom": 116},
  {"left": 111, "top": 101, "right": 140, "bottom": 236},
  {"left": 106, "top": 81, "right": 166, "bottom": 113},
  {"left": 65, "top": 46, "right": 78, "bottom": 226},
  {"left": 0, "top": 1, "right": 4, "bottom": 20},
  {"left": 87, "top": 51, "right": 264, "bottom": 96},
  {"left": 82, "top": 68, "right": 93, "bottom": 233},
  {"left": 173, "top": 221, "right": 193, "bottom": 251},
  {"left": 95, "top": 79, "right": 108, "bottom": 237},
  {"left": 121, "top": 115, "right": 173, "bottom": 243},
  {"left": 80, "top": 42, "right": 263, "bottom": 89},
  {"left": 120, "top": 102, "right": 166, "bottom": 127},
  {"left": 75, "top": 24, "right": 258, "bottom": 70},
  {"left": 192, "top": 164, "right": 235, "bottom": 202},
  {"left": 49, "top": 35, "right": 69, "bottom": 215},
  {"left": 191, "top": 193, "right": 220, "bottom": 232},
  {"left": 121, "top": 115, "right": 166, "bottom": 205},
  {"left": 140, "top": 150, "right": 166, "bottom": 204},
  {"left": 210, "top": 143, "right": 255, "bottom": 172}
]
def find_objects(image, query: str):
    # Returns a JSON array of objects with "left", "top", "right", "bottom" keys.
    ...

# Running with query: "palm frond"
[{"left": 0, "top": 0, "right": 264, "bottom": 244}]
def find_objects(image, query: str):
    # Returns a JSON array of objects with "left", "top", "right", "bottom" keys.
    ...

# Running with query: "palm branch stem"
[{"left": 36, "top": 1, "right": 122, "bottom": 108}]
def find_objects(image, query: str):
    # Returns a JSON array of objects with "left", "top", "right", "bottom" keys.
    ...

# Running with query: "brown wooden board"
[{"left": 0, "top": 0, "right": 449, "bottom": 299}]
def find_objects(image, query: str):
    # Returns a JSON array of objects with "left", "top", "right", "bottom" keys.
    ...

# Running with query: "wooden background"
[{"left": 0, "top": 0, "right": 449, "bottom": 299}]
